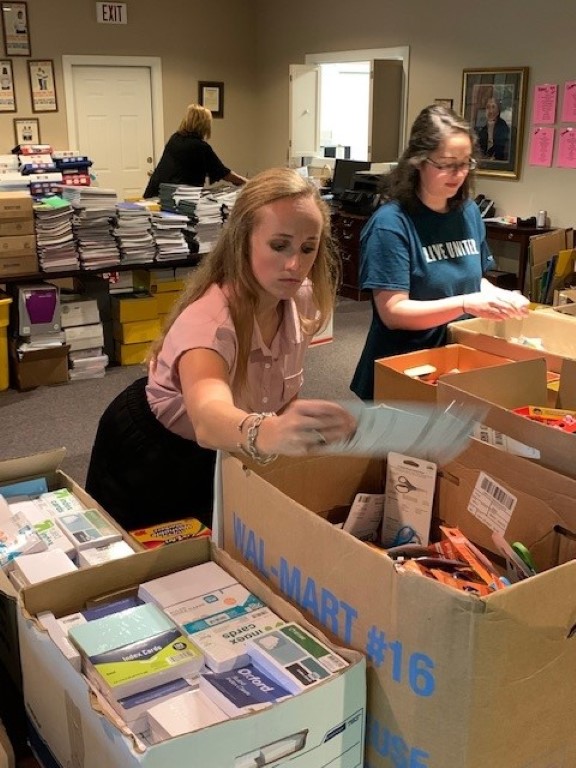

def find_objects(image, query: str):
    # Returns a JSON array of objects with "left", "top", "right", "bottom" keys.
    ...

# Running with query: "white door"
[
  {"left": 67, "top": 65, "right": 155, "bottom": 199},
  {"left": 289, "top": 64, "right": 320, "bottom": 160}
]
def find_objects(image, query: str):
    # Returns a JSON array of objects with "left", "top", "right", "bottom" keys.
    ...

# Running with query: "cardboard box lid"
[
  {"left": 0, "top": 447, "right": 66, "bottom": 485},
  {"left": 15, "top": 344, "right": 70, "bottom": 363}
]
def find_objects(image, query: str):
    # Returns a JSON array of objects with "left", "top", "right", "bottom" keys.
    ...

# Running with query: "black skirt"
[{"left": 85, "top": 377, "right": 216, "bottom": 532}]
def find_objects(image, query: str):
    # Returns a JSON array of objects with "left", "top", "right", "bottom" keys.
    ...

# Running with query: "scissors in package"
[
  {"left": 394, "top": 476, "right": 421, "bottom": 494},
  {"left": 389, "top": 525, "right": 422, "bottom": 548}
]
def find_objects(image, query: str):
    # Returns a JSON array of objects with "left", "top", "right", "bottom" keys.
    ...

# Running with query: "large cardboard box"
[
  {"left": 18, "top": 538, "right": 366, "bottom": 768},
  {"left": 217, "top": 444, "right": 576, "bottom": 768},
  {"left": 110, "top": 293, "right": 159, "bottom": 323},
  {"left": 0, "top": 448, "right": 138, "bottom": 685},
  {"left": 374, "top": 343, "right": 512, "bottom": 404},
  {"left": 437, "top": 357, "right": 576, "bottom": 480},
  {"left": 0, "top": 234, "right": 36, "bottom": 258},
  {"left": 448, "top": 310, "right": 576, "bottom": 373},
  {"left": 113, "top": 317, "right": 162, "bottom": 344},
  {"left": 0, "top": 191, "right": 33, "bottom": 220},
  {"left": 0, "top": 253, "right": 38, "bottom": 279},
  {"left": 9, "top": 341, "right": 70, "bottom": 391}
]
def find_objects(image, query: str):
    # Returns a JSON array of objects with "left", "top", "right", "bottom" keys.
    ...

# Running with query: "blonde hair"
[
  {"left": 177, "top": 103, "right": 212, "bottom": 140},
  {"left": 149, "top": 167, "right": 340, "bottom": 394}
]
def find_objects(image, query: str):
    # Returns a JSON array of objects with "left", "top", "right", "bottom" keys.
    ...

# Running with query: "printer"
[{"left": 16, "top": 283, "right": 61, "bottom": 337}]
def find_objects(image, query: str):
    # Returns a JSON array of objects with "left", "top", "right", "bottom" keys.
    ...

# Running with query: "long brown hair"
[
  {"left": 388, "top": 104, "right": 478, "bottom": 214},
  {"left": 148, "top": 167, "right": 340, "bottom": 393}
]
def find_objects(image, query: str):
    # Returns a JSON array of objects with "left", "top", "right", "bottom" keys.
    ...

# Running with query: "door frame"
[
  {"left": 305, "top": 47, "right": 410, "bottom": 155},
  {"left": 62, "top": 55, "right": 165, "bottom": 160}
]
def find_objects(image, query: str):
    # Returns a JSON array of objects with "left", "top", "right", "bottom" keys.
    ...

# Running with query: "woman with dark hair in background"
[
  {"left": 143, "top": 103, "right": 247, "bottom": 198},
  {"left": 351, "top": 103, "right": 528, "bottom": 401}
]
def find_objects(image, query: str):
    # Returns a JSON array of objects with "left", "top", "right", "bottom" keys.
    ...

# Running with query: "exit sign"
[{"left": 96, "top": 3, "right": 127, "bottom": 24}]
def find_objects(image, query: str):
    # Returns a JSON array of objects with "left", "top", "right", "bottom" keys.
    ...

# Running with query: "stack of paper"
[
  {"left": 113, "top": 202, "right": 155, "bottom": 265},
  {"left": 34, "top": 196, "right": 80, "bottom": 272},
  {"left": 150, "top": 210, "right": 191, "bottom": 262}
]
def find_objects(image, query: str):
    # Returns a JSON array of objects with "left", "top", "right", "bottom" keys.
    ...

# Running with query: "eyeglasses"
[{"left": 425, "top": 157, "right": 477, "bottom": 173}]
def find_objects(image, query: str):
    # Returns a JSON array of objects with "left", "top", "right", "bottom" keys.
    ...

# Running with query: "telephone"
[{"left": 474, "top": 194, "right": 495, "bottom": 219}]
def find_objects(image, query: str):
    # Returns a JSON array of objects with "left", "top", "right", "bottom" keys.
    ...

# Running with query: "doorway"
[
  {"left": 305, "top": 46, "right": 409, "bottom": 163},
  {"left": 62, "top": 55, "right": 164, "bottom": 200}
]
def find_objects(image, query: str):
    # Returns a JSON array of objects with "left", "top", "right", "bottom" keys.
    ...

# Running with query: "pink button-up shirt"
[{"left": 146, "top": 281, "right": 317, "bottom": 439}]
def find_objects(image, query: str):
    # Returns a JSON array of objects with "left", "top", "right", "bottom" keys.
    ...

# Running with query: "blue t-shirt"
[{"left": 350, "top": 199, "right": 495, "bottom": 400}]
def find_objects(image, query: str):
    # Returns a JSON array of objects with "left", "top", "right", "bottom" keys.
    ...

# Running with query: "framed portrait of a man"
[{"left": 461, "top": 67, "right": 529, "bottom": 180}]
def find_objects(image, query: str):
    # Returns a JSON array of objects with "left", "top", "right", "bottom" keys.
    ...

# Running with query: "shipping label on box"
[{"left": 218, "top": 448, "right": 576, "bottom": 768}]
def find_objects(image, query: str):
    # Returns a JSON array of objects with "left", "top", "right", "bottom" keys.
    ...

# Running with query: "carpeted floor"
[{"left": 0, "top": 297, "right": 372, "bottom": 486}]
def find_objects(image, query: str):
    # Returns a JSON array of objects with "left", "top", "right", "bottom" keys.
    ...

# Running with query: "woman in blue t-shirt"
[{"left": 351, "top": 104, "right": 529, "bottom": 400}]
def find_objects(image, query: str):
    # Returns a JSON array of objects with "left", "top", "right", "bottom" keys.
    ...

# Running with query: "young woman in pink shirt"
[{"left": 86, "top": 167, "right": 356, "bottom": 531}]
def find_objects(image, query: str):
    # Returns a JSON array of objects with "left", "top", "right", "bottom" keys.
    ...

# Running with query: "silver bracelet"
[{"left": 237, "top": 412, "right": 278, "bottom": 465}]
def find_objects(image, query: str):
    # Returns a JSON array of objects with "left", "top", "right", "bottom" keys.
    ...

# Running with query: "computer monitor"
[{"left": 331, "top": 159, "right": 370, "bottom": 199}]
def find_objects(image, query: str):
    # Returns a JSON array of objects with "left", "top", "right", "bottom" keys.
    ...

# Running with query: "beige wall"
[
  {"left": 0, "top": 0, "right": 259, "bottom": 178},
  {"left": 253, "top": 0, "right": 576, "bottom": 229},
  {"left": 1, "top": 1, "right": 575, "bottom": 228}
]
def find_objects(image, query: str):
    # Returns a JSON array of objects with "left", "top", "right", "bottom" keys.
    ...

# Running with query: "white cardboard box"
[
  {"left": 447, "top": 309, "right": 576, "bottom": 373},
  {"left": 60, "top": 298, "right": 100, "bottom": 328},
  {"left": 216, "top": 444, "right": 576, "bottom": 768},
  {"left": 0, "top": 448, "right": 138, "bottom": 687},
  {"left": 18, "top": 538, "right": 366, "bottom": 768}
]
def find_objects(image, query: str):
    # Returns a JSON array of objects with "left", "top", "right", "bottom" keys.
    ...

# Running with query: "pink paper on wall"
[
  {"left": 532, "top": 84, "right": 558, "bottom": 124},
  {"left": 561, "top": 81, "right": 576, "bottom": 122},
  {"left": 557, "top": 128, "right": 576, "bottom": 169},
  {"left": 529, "top": 127, "right": 554, "bottom": 167}
]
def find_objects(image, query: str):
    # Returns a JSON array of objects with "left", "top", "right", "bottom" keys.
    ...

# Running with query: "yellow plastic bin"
[{"left": 0, "top": 291, "right": 12, "bottom": 391}]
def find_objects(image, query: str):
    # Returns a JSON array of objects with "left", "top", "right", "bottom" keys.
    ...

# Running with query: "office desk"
[{"left": 485, "top": 222, "right": 551, "bottom": 293}]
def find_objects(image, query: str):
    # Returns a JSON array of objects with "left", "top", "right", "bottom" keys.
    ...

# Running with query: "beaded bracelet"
[{"left": 237, "top": 411, "right": 278, "bottom": 465}]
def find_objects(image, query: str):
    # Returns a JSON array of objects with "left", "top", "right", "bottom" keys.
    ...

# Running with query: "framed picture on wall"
[
  {"left": 28, "top": 59, "right": 58, "bottom": 112},
  {"left": 198, "top": 81, "right": 224, "bottom": 119},
  {"left": 461, "top": 67, "right": 529, "bottom": 180},
  {"left": 434, "top": 98, "right": 453, "bottom": 109},
  {"left": 0, "top": 59, "right": 16, "bottom": 111},
  {"left": 1, "top": 1, "right": 30, "bottom": 56},
  {"left": 13, "top": 117, "right": 40, "bottom": 145}
]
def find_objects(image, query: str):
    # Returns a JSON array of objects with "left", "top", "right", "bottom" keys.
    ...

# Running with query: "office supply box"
[
  {"left": 217, "top": 443, "right": 576, "bottom": 768},
  {"left": 17, "top": 538, "right": 365, "bottom": 768},
  {"left": 374, "top": 343, "right": 512, "bottom": 404}
]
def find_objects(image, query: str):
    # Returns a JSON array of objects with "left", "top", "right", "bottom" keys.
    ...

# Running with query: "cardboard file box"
[
  {"left": 0, "top": 191, "right": 33, "bottom": 219},
  {"left": 9, "top": 342, "right": 70, "bottom": 392},
  {"left": 113, "top": 318, "right": 161, "bottom": 345},
  {"left": 0, "top": 293, "right": 10, "bottom": 391},
  {"left": 18, "top": 538, "right": 365, "bottom": 768},
  {"left": 374, "top": 343, "right": 512, "bottom": 404},
  {"left": 110, "top": 293, "right": 158, "bottom": 323},
  {"left": 0, "top": 253, "right": 38, "bottom": 279},
  {"left": 437, "top": 357, "right": 576, "bottom": 480},
  {"left": 217, "top": 444, "right": 576, "bottom": 768},
  {"left": 155, "top": 290, "right": 181, "bottom": 315},
  {"left": 60, "top": 297, "right": 100, "bottom": 328},
  {"left": 114, "top": 340, "right": 150, "bottom": 366},
  {"left": 0, "top": 234, "right": 36, "bottom": 258},
  {"left": 448, "top": 310, "right": 576, "bottom": 373}
]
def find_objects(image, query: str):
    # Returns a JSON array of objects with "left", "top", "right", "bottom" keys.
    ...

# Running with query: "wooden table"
[{"left": 484, "top": 222, "right": 552, "bottom": 293}]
